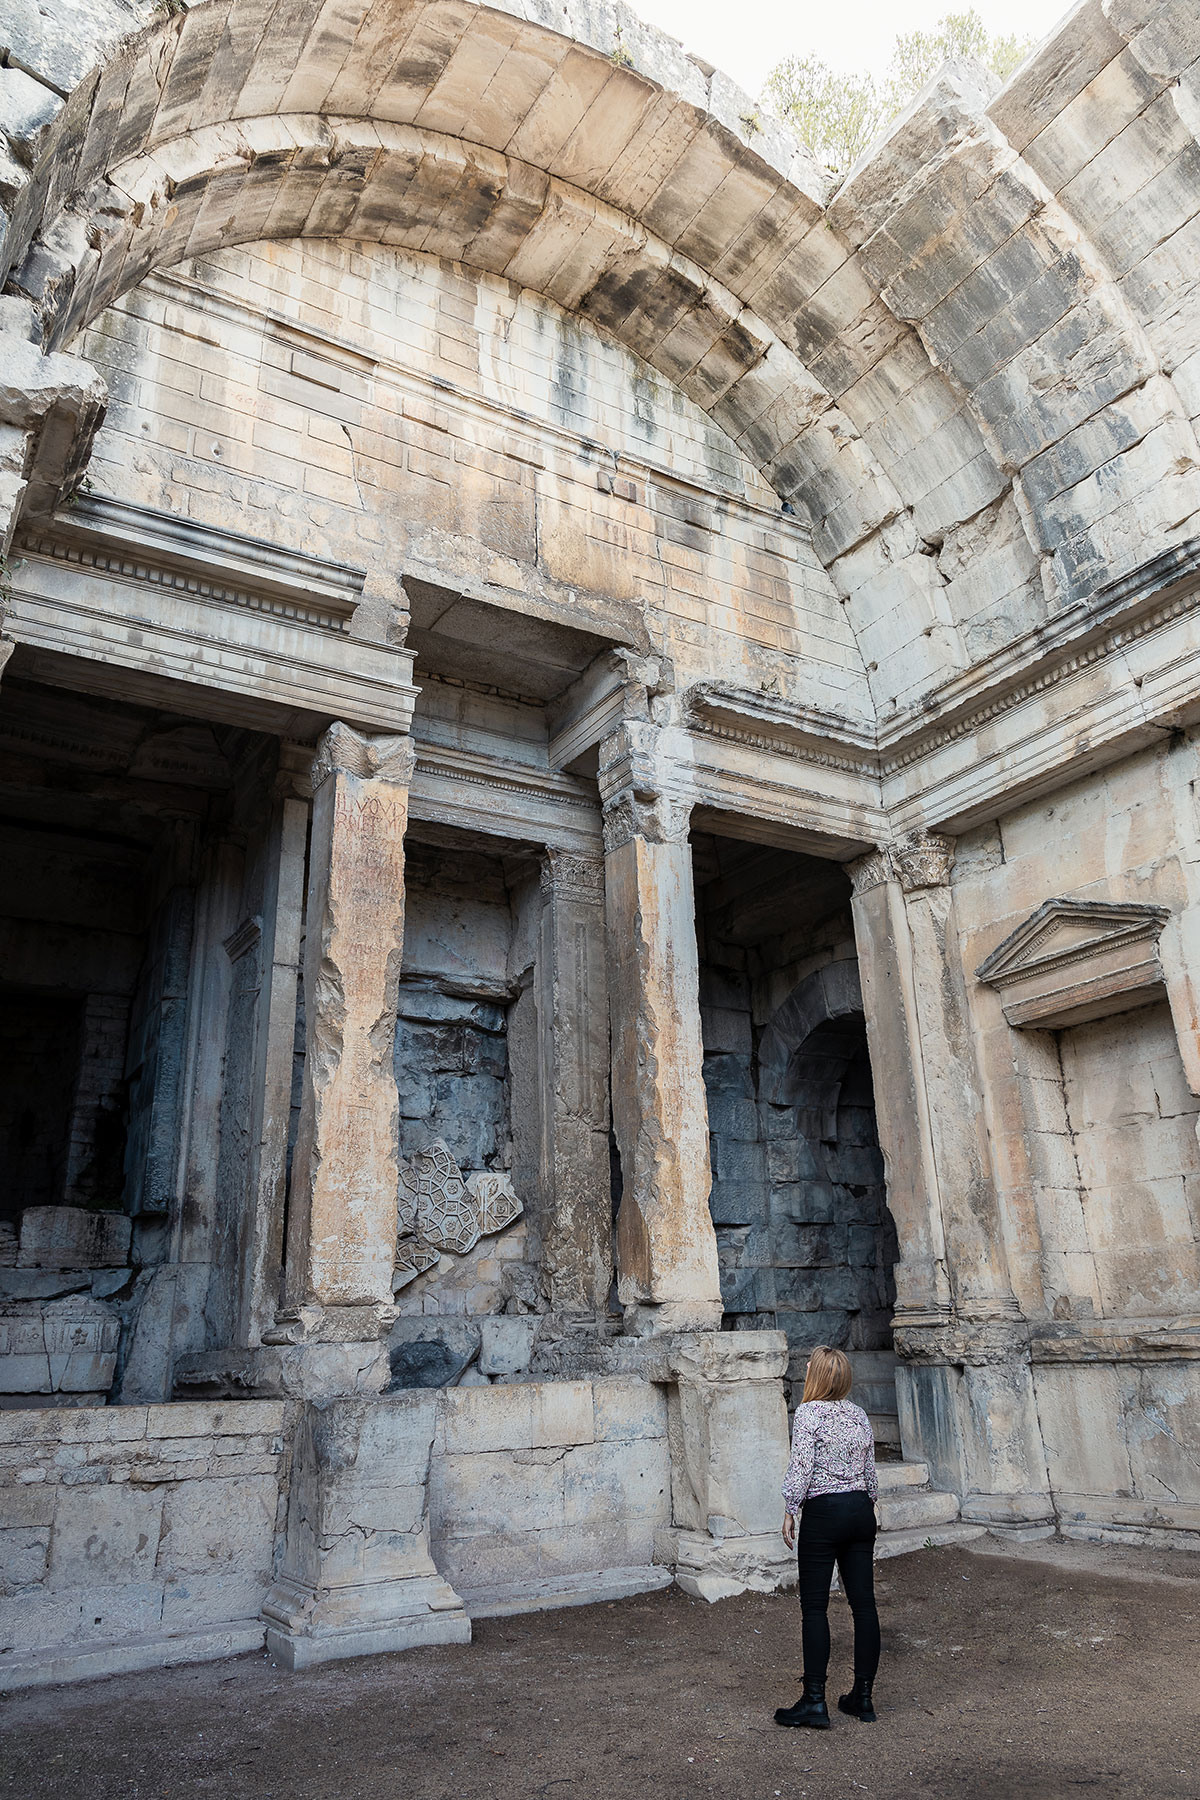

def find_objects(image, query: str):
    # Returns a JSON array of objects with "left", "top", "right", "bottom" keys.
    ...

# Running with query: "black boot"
[
  {"left": 774, "top": 1679, "right": 831, "bottom": 1729},
  {"left": 838, "top": 1677, "right": 876, "bottom": 1723}
]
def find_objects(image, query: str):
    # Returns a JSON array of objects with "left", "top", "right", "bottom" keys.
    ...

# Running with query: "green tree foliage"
[{"left": 764, "top": 9, "right": 1034, "bottom": 178}]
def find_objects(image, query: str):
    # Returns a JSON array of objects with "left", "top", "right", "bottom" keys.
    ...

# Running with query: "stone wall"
[
  {"left": 0, "top": 1399, "right": 288, "bottom": 1690},
  {"left": 428, "top": 1377, "right": 673, "bottom": 1614}
]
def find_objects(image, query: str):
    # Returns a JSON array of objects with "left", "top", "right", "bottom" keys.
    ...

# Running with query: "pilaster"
[
  {"left": 280, "top": 722, "right": 414, "bottom": 1365},
  {"left": 599, "top": 729, "right": 721, "bottom": 1335},
  {"left": 853, "top": 833, "right": 1051, "bottom": 1529}
]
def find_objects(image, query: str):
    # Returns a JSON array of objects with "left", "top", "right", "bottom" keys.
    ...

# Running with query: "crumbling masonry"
[{"left": 0, "top": 0, "right": 1199, "bottom": 1690}]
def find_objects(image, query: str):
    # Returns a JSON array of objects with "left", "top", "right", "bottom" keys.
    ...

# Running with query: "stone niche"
[
  {"left": 386, "top": 829, "right": 544, "bottom": 1389},
  {"left": 692, "top": 834, "right": 898, "bottom": 1406}
]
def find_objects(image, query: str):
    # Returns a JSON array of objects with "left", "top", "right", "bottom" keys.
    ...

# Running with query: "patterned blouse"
[{"left": 782, "top": 1399, "right": 879, "bottom": 1513}]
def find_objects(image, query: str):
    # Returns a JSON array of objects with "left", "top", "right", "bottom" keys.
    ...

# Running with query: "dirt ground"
[{"left": 1, "top": 1538, "right": 1197, "bottom": 1800}]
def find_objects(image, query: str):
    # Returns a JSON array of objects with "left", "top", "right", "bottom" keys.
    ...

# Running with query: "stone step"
[
  {"left": 868, "top": 1411, "right": 901, "bottom": 1449},
  {"left": 874, "top": 1521, "right": 986, "bottom": 1560},
  {"left": 875, "top": 1460, "right": 929, "bottom": 1490},
  {"left": 877, "top": 1487, "right": 961, "bottom": 1533}
]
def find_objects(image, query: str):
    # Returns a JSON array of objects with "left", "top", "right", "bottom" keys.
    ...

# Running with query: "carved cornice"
[
  {"left": 15, "top": 495, "right": 363, "bottom": 636},
  {"left": 681, "top": 540, "right": 1200, "bottom": 799},
  {"left": 541, "top": 848, "right": 605, "bottom": 904},
  {"left": 892, "top": 831, "right": 955, "bottom": 892}
]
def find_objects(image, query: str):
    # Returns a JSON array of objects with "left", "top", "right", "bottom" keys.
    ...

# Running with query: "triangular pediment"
[{"left": 977, "top": 899, "right": 1170, "bottom": 986}]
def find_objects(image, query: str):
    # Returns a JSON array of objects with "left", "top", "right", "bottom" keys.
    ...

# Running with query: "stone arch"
[
  {"left": 6, "top": 0, "right": 1200, "bottom": 707},
  {"left": 759, "top": 959, "right": 864, "bottom": 1115}
]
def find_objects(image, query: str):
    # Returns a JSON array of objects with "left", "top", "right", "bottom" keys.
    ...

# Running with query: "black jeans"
[{"left": 796, "top": 1490, "right": 880, "bottom": 1684}]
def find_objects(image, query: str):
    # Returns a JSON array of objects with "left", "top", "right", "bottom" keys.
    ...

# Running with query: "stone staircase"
[{"left": 874, "top": 1460, "right": 984, "bottom": 1559}]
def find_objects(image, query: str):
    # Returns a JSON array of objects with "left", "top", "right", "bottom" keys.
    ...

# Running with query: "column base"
[
  {"left": 656, "top": 1528, "right": 793, "bottom": 1602},
  {"left": 263, "top": 1574, "right": 470, "bottom": 1670},
  {"left": 960, "top": 1492, "right": 1057, "bottom": 1539},
  {"left": 622, "top": 1298, "right": 724, "bottom": 1337}
]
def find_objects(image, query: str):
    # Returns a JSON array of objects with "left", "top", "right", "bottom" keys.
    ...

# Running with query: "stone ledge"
[
  {"left": 459, "top": 1565, "right": 672, "bottom": 1619},
  {"left": 0, "top": 1619, "right": 267, "bottom": 1692}
]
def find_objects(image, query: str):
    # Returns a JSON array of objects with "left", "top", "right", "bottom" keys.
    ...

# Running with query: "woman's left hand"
[{"left": 782, "top": 1512, "right": 796, "bottom": 1550}]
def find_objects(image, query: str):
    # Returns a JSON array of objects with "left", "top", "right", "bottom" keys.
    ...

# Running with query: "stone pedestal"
[
  {"left": 600, "top": 752, "right": 722, "bottom": 1335},
  {"left": 262, "top": 1395, "right": 470, "bottom": 1668},
  {"left": 530, "top": 849, "right": 613, "bottom": 1312},
  {"left": 280, "top": 724, "right": 415, "bottom": 1367},
  {"left": 655, "top": 1332, "right": 793, "bottom": 1600}
]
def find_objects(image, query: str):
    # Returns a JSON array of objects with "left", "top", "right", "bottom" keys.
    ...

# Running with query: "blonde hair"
[{"left": 802, "top": 1345, "right": 852, "bottom": 1404}]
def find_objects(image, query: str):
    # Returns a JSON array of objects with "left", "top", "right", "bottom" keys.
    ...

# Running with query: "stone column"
[
  {"left": 282, "top": 722, "right": 414, "bottom": 1339},
  {"left": 531, "top": 848, "right": 613, "bottom": 1313},
  {"left": 600, "top": 768, "right": 722, "bottom": 1335}
]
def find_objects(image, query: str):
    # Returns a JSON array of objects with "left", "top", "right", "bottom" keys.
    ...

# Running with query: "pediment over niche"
[{"left": 976, "top": 898, "right": 1171, "bottom": 1030}]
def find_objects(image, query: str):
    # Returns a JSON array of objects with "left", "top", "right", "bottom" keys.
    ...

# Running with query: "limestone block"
[
  {"left": 530, "top": 1380, "right": 595, "bottom": 1448},
  {"left": 667, "top": 1528, "right": 794, "bottom": 1599},
  {"left": 156, "top": 1474, "right": 279, "bottom": 1577},
  {"left": 47, "top": 1484, "right": 164, "bottom": 1589},
  {"left": 440, "top": 1384, "right": 534, "bottom": 1454},
  {"left": 479, "top": 1317, "right": 536, "bottom": 1376},
  {"left": 263, "top": 1395, "right": 469, "bottom": 1669},
  {"left": 431, "top": 1448, "right": 566, "bottom": 1537},
  {"left": 562, "top": 1437, "right": 671, "bottom": 1526},
  {"left": 591, "top": 1379, "right": 670, "bottom": 1443},
  {"left": 159, "top": 1570, "right": 272, "bottom": 1632},
  {"left": 17, "top": 1207, "right": 130, "bottom": 1270},
  {"left": 0, "top": 1527, "right": 50, "bottom": 1593}
]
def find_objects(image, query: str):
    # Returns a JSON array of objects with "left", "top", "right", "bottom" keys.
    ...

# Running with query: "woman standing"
[{"left": 774, "top": 1345, "right": 881, "bottom": 1730}]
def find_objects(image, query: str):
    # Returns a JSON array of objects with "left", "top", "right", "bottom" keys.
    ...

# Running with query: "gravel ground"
[{"left": 2, "top": 1538, "right": 1197, "bottom": 1800}]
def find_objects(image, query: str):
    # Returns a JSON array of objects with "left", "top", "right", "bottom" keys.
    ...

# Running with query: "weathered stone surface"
[
  {"left": 601, "top": 763, "right": 722, "bottom": 1335},
  {"left": 286, "top": 725, "right": 414, "bottom": 1315},
  {"left": 17, "top": 1207, "right": 130, "bottom": 1271}
]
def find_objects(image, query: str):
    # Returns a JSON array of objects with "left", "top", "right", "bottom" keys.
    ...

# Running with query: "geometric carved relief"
[
  {"left": 466, "top": 1170, "right": 523, "bottom": 1236},
  {"left": 976, "top": 898, "right": 1171, "bottom": 1029},
  {"left": 396, "top": 1142, "right": 525, "bottom": 1288}
]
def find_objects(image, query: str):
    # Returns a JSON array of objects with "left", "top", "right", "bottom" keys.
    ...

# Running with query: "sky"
[{"left": 628, "top": 0, "right": 1070, "bottom": 97}]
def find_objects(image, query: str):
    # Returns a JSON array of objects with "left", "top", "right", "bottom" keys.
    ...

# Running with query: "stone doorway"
[{"left": 692, "top": 833, "right": 899, "bottom": 1430}]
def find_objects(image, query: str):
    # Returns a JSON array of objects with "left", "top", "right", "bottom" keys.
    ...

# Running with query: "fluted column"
[
  {"left": 600, "top": 753, "right": 721, "bottom": 1335},
  {"left": 284, "top": 723, "right": 414, "bottom": 1323}
]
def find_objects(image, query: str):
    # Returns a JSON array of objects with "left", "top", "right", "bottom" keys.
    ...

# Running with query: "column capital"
[
  {"left": 847, "top": 848, "right": 892, "bottom": 896},
  {"left": 602, "top": 788, "right": 692, "bottom": 854},
  {"left": 540, "top": 847, "right": 605, "bottom": 905},
  {"left": 312, "top": 721, "right": 414, "bottom": 792},
  {"left": 893, "top": 830, "right": 956, "bottom": 893}
]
